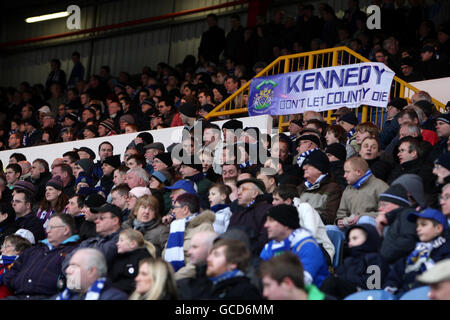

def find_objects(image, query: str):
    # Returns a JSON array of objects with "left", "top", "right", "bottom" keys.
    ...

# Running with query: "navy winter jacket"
[
  {"left": 3, "top": 236, "right": 79, "bottom": 297},
  {"left": 384, "top": 232, "right": 450, "bottom": 295},
  {"left": 336, "top": 224, "right": 389, "bottom": 289}
]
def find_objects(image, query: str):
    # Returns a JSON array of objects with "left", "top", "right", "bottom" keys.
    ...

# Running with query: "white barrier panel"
[
  {"left": 409, "top": 77, "right": 450, "bottom": 109},
  {"left": 0, "top": 115, "right": 273, "bottom": 167}
]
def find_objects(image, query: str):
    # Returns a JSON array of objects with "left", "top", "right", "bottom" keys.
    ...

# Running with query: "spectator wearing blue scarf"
[
  {"left": 336, "top": 157, "right": 389, "bottom": 230},
  {"left": 205, "top": 238, "right": 262, "bottom": 300},
  {"left": 260, "top": 204, "right": 329, "bottom": 288}
]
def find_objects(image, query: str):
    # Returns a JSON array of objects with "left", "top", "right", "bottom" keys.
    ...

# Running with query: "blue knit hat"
[{"left": 75, "top": 172, "right": 93, "bottom": 187}]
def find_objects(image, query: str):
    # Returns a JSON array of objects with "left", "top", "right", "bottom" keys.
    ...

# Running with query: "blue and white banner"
[{"left": 248, "top": 62, "right": 395, "bottom": 116}]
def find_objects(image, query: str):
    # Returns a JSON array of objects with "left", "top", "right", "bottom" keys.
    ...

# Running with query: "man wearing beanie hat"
[
  {"left": 383, "top": 207, "right": 450, "bottom": 295},
  {"left": 99, "top": 155, "right": 121, "bottom": 196},
  {"left": 98, "top": 118, "right": 117, "bottom": 137},
  {"left": 429, "top": 113, "right": 450, "bottom": 163},
  {"left": 400, "top": 57, "right": 424, "bottom": 83},
  {"left": 433, "top": 152, "right": 450, "bottom": 187},
  {"left": 153, "top": 152, "right": 173, "bottom": 170},
  {"left": 260, "top": 204, "right": 330, "bottom": 287},
  {"left": 179, "top": 102, "right": 198, "bottom": 130},
  {"left": 297, "top": 150, "right": 342, "bottom": 225},
  {"left": 75, "top": 158, "right": 94, "bottom": 177},
  {"left": 338, "top": 112, "right": 358, "bottom": 150},
  {"left": 180, "top": 155, "right": 213, "bottom": 210},
  {"left": 419, "top": 45, "right": 445, "bottom": 80},
  {"left": 289, "top": 119, "right": 303, "bottom": 141},
  {"left": 78, "top": 193, "right": 106, "bottom": 240},
  {"left": 23, "top": 117, "right": 42, "bottom": 147},
  {"left": 295, "top": 133, "right": 322, "bottom": 184},
  {"left": 325, "top": 143, "right": 347, "bottom": 190},
  {"left": 375, "top": 184, "right": 419, "bottom": 264}
]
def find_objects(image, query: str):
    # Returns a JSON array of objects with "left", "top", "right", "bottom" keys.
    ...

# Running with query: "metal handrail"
[{"left": 205, "top": 46, "right": 446, "bottom": 133}]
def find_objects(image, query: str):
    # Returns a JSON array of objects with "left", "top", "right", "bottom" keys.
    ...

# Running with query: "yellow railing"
[{"left": 205, "top": 46, "right": 446, "bottom": 132}]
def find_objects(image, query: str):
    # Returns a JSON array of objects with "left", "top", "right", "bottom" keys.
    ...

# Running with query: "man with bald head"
[
  {"left": 177, "top": 231, "right": 217, "bottom": 299},
  {"left": 336, "top": 157, "right": 388, "bottom": 229}
]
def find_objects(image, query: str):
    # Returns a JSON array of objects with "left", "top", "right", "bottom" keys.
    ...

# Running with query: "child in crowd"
[
  {"left": 109, "top": 229, "right": 155, "bottom": 295},
  {"left": 0, "top": 234, "right": 32, "bottom": 298},
  {"left": 75, "top": 172, "right": 94, "bottom": 194},
  {"left": 320, "top": 224, "right": 388, "bottom": 299},
  {"left": 208, "top": 184, "right": 233, "bottom": 235},
  {"left": 384, "top": 208, "right": 450, "bottom": 296}
]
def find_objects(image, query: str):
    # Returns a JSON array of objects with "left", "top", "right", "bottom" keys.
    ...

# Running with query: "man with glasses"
[
  {"left": 62, "top": 203, "right": 122, "bottom": 271},
  {"left": 2, "top": 214, "right": 79, "bottom": 300},
  {"left": 227, "top": 178, "right": 272, "bottom": 255},
  {"left": 12, "top": 189, "right": 46, "bottom": 242},
  {"left": 164, "top": 193, "right": 214, "bottom": 280}
]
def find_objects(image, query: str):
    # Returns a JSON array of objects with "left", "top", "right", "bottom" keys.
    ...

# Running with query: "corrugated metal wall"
[
  {"left": 0, "top": 0, "right": 384, "bottom": 87},
  {"left": 0, "top": 0, "right": 247, "bottom": 87}
]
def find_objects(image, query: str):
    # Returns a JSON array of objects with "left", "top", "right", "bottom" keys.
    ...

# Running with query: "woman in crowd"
[
  {"left": 35, "top": 176, "right": 68, "bottom": 228},
  {"left": 129, "top": 258, "right": 178, "bottom": 300},
  {"left": 123, "top": 195, "right": 169, "bottom": 257}
]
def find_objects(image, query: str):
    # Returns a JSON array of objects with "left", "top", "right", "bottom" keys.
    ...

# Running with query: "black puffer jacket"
[{"left": 108, "top": 247, "right": 151, "bottom": 295}]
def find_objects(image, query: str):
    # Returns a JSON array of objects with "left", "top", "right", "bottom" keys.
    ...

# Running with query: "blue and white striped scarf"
[
  {"left": 164, "top": 213, "right": 200, "bottom": 271},
  {"left": 346, "top": 128, "right": 356, "bottom": 145},
  {"left": 305, "top": 173, "right": 328, "bottom": 190},
  {"left": 57, "top": 277, "right": 106, "bottom": 300},
  {"left": 352, "top": 169, "right": 373, "bottom": 189},
  {"left": 209, "top": 269, "right": 245, "bottom": 285},
  {"left": 297, "top": 148, "right": 319, "bottom": 168},
  {"left": 266, "top": 228, "right": 313, "bottom": 256},
  {"left": 405, "top": 236, "right": 446, "bottom": 274}
]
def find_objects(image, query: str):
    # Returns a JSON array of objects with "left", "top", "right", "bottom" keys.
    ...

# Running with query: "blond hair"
[
  {"left": 129, "top": 258, "right": 178, "bottom": 300},
  {"left": 119, "top": 228, "right": 156, "bottom": 258}
]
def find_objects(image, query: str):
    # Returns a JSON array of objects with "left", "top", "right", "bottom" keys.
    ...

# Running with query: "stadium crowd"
[{"left": 0, "top": 1, "right": 449, "bottom": 300}]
